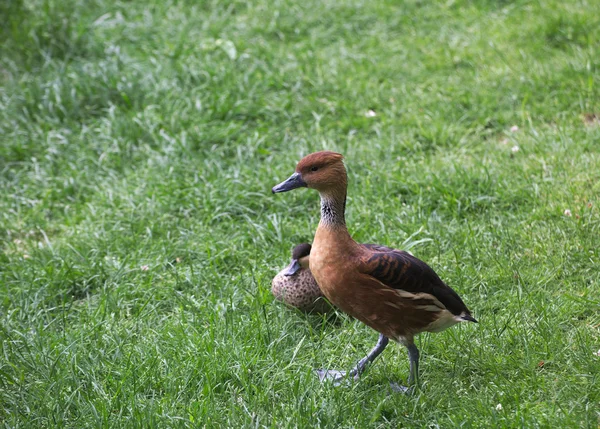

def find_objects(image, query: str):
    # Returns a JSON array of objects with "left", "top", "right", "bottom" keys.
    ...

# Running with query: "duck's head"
[
  {"left": 283, "top": 243, "right": 311, "bottom": 276},
  {"left": 272, "top": 151, "right": 346, "bottom": 194}
]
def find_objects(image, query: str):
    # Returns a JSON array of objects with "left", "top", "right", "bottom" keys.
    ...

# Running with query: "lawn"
[{"left": 1, "top": 0, "right": 599, "bottom": 427}]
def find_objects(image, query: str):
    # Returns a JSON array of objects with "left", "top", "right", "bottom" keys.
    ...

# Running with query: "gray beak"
[
  {"left": 283, "top": 259, "right": 302, "bottom": 276},
  {"left": 272, "top": 172, "right": 307, "bottom": 193}
]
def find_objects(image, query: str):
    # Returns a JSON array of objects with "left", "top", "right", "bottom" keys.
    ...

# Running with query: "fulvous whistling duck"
[
  {"left": 272, "top": 151, "right": 477, "bottom": 391},
  {"left": 272, "top": 243, "right": 331, "bottom": 313}
]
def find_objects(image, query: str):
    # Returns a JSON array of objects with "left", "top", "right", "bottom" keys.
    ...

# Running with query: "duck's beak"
[
  {"left": 283, "top": 259, "right": 302, "bottom": 276},
  {"left": 272, "top": 172, "right": 307, "bottom": 193}
]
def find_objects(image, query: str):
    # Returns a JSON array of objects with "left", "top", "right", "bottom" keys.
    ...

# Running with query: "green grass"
[{"left": 1, "top": 0, "right": 600, "bottom": 426}]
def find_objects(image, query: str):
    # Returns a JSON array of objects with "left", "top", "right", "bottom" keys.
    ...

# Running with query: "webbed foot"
[
  {"left": 315, "top": 369, "right": 350, "bottom": 386},
  {"left": 389, "top": 381, "right": 415, "bottom": 395}
]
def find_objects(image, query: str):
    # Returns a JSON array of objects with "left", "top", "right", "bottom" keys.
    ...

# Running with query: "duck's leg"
[
  {"left": 390, "top": 341, "right": 420, "bottom": 394},
  {"left": 349, "top": 334, "right": 389, "bottom": 378},
  {"left": 406, "top": 343, "right": 420, "bottom": 386},
  {"left": 316, "top": 334, "right": 389, "bottom": 384}
]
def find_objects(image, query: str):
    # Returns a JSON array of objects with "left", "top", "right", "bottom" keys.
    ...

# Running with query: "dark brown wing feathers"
[{"left": 359, "top": 245, "right": 471, "bottom": 317}]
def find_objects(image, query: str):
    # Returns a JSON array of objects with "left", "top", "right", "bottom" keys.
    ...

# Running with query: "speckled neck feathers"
[{"left": 320, "top": 193, "right": 346, "bottom": 227}]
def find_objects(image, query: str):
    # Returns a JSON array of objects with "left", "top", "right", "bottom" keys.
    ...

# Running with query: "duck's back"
[
  {"left": 272, "top": 268, "right": 330, "bottom": 313},
  {"left": 358, "top": 246, "right": 472, "bottom": 318}
]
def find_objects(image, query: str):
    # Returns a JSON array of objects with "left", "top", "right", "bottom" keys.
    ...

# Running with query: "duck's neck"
[{"left": 319, "top": 189, "right": 347, "bottom": 228}]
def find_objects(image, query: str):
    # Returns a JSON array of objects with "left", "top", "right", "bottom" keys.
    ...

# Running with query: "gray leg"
[
  {"left": 349, "top": 334, "right": 389, "bottom": 378},
  {"left": 406, "top": 343, "right": 420, "bottom": 386},
  {"left": 317, "top": 334, "right": 389, "bottom": 383},
  {"left": 389, "top": 342, "right": 420, "bottom": 394}
]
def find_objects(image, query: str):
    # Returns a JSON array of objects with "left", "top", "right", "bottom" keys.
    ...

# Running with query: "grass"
[{"left": 1, "top": 0, "right": 599, "bottom": 426}]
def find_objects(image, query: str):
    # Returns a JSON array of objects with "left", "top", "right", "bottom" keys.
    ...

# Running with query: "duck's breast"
[{"left": 309, "top": 228, "right": 354, "bottom": 299}]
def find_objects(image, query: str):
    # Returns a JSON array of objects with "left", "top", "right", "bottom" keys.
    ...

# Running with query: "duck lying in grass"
[
  {"left": 272, "top": 243, "right": 330, "bottom": 313},
  {"left": 272, "top": 151, "right": 477, "bottom": 391}
]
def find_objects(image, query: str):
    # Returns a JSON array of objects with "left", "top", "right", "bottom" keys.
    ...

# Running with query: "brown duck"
[
  {"left": 272, "top": 243, "right": 330, "bottom": 313},
  {"left": 272, "top": 151, "right": 477, "bottom": 391}
]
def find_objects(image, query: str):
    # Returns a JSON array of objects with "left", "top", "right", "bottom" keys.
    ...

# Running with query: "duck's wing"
[
  {"left": 361, "top": 243, "right": 395, "bottom": 252},
  {"left": 357, "top": 246, "right": 471, "bottom": 317}
]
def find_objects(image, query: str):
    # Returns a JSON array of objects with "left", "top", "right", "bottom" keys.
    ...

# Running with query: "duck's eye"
[{"left": 310, "top": 166, "right": 319, "bottom": 172}]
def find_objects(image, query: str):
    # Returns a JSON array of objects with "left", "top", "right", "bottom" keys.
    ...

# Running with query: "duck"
[
  {"left": 272, "top": 151, "right": 477, "bottom": 391},
  {"left": 271, "top": 243, "right": 331, "bottom": 313}
]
